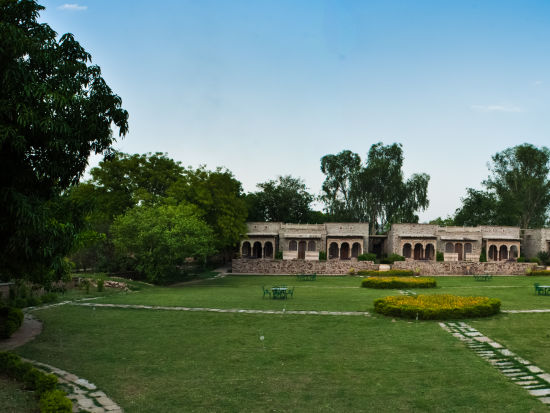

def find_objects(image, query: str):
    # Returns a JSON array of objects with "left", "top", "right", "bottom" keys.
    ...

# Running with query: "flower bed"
[
  {"left": 357, "top": 269, "right": 415, "bottom": 277},
  {"left": 374, "top": 294, "right": 501, "bottom": 320},
  {"left": 361, "top": 277, "right": 436, "bottom": 289}
]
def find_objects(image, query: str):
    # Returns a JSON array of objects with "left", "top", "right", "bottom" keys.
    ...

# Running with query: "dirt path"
[{"left": 0, "top": 313, "right": 42, "bottom": 351}]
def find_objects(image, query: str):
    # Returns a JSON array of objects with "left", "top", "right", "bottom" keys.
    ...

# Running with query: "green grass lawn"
[{"left": 13, "top": 274, "right": 550, "bottom": 412}]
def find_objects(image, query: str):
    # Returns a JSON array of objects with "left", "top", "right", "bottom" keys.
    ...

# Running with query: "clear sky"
[{"left": 39, "top": 1, "right": 550, "bottom": 222}]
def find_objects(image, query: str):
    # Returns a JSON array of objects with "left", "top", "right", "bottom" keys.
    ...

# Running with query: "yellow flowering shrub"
[
  {"left": 374, "top": 294, "right": 501, "bottom": 320},
  {"left": 361, "top": 277, "right": 436, "bottom": 289}
]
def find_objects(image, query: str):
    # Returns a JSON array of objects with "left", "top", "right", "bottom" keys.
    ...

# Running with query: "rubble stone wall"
[
  {"left": 232, "top": 259, "right": 378, "bottom": 275},
  {"left": 392, "top": 260, "right": 537, "bottom": 275}
]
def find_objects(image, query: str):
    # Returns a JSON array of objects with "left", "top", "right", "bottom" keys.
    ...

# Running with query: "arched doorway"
[
  {"left": 414, "top": 243, "right": 423, "bottom": 260},
  {"left": 340, "top": 243, "right": 350, "bottom": 260},
  {"left": 464, "top": 243, "right": 472, "bottom": 258},
  {"left": 455, "top": 243, "right": 463, "bottom": 261},
  {"left": 403, "top": 243, "right": 412, "bottom": 258},
  {"left": 242, "top": 242, "right": 251, "bottom": 258},
  {"left": 510, "top": 245, "right": 518, "bottom": 259},
  {"left": 488, "top": 245, "right": 497, "bottom": 261},
  {"left": 445, "top": 242, "right": 454, "bottom": 253},
  {"left": 351, "top": 242, "right": 361, "bottom": 258},
  {"left": 289, "top": 240, "right": 297, "bottom": 252},
  {"left": 499, "top": 245, "right": 508, "bottom": 261},
  {"left": 298, "top": 241, "right": 306, "bottom": 259},
  {"left": 252, "top": 242, "right": 262, "bottom": 259},
  {"left": 308, "top": 240, "right": 316, "bottom": 252},
  {"left": 425, "top": 244, "right": 435, "bottom": 261},
  {"left": 329, "top": 242, "right": 339, "bottom": 259},
  {"left": 264, "top": 242, "right": 273, "bottom": 259}
]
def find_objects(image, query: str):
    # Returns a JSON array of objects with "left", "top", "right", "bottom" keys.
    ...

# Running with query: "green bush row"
[
  {"left": 528, "top": 270, "right": 550, "bottom": 276},
  {"left": 373, "top": 295, "right": 501, "bottom": 320},
  {"left": 379, "top": 253, "right": 406, "bottom": 264},
  {"left": 361, "top": 277, "right": 436, "bottom": 289},
  {"left": 357, "top": 253, "right": 377, "bottom": 262},
  {"left": 0, "top": 306, "right": 23, "bottom": 338},
  {"left": 357, "top": 269, "right": 415, "bottom": 277},
  {"left": 0, "top": 352, "right": 72, "bottom": 413}
]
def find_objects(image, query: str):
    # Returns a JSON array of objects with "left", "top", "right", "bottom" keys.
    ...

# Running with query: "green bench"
[
  {"left": 297, "top": 273, "right": 316, "bottom": 281},
  {"left": 473, "top": 274, "right": 492, "bottom": 281},
  {"left": 534, "top": 283, "right": 550, "bottom": 295}
]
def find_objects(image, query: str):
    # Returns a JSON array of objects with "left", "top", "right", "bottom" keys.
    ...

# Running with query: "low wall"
[
  {"left": 392, "top": 261, "right": 537, "bottom": 275},
  {"left": 232, "top": 259, "right": 378, "bottom": 275}
]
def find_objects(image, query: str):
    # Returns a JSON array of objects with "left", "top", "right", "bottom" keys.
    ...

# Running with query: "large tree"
[
  {"left": 320, "top": 143, "right": 430, "bottom": 233},
  {"left": 247, "top": 175, "right": 315, "bottom": 223},
  {"left": 454, "top": 144, "right": 550, "bottom": 228},
  {"left": 0, "top": 0, "right": 128, "bottom": 282}
]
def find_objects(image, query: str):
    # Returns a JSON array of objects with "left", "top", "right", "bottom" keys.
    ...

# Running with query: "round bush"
[
  {"left": 0, "top": 306, "right": 24, "bottom": 338},
  {"left": 361, "top": 277, "right": 436, "bottom": 289},
  {"left": 374, "top": 294, "right": 501, "bottom": 320}
]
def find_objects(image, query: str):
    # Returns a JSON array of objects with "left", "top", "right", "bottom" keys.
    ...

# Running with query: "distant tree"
[
  {"left": 0, "top": 0, "right": 128, "bottom": 283},
  {"left": 247, "top": 176, "right": 315, "bottom": 223},
  {"left": 453, "top": 144, "right": 550, "bottom": 228},
  {"left": 167, "top": 167, "right": 248, "bottom": 251},
  {"left": 429, "top": 216, "right": 456, "bottom": 226},
  {"left": 112, "top": 203, "right": 215, "bottom": 283},
  {"left": 320, "top": 143, "right": 430, "bottom": 233}
]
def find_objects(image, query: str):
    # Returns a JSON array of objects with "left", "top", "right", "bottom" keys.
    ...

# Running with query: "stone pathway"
[
  {"left": 73, "top": 302, "right": 371, "bottom": 317},
  {"left": 25, "top": 359, "right": 123, "bottom": 413},
  {"left": 441, "top": 321, "right": 550, "bottom": 406},
  {"left": 0, "top": 313, "right": 42, "bottom": 351}
]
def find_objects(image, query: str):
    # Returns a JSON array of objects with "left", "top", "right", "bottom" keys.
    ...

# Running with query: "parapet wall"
[
  {"left": 392, "top": 261, "right": 537, "bottom": 275},
  {"left": 232, "top": 259, "right": 378, "bottom": 275}
]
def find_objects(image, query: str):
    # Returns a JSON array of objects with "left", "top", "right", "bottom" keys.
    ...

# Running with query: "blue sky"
[{"left": 40, "top": 1, "right": 550, "bottom": 221}]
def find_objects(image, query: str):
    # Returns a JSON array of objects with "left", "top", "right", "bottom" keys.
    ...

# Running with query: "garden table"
[
  {"left": 535, "top": 283, "right": 550, "bottom": 295},
  {"left": 271, "top": 287, "right": 288, "bottom": 299}
]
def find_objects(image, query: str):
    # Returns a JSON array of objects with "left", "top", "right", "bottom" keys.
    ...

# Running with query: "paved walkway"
[
  {"left": 72, "top": 302, "right": 371, "bottom": 316},
  {"left": 0, "top": 313, "right": 42, "bottom": 351},
  {"left": 441, "top": 321, "right": 550, "bottom": 407}
]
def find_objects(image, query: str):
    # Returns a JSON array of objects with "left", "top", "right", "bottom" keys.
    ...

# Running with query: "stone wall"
[
  {"left": 232, "top": 259, "right": 378, "bottom": 275},
  {"left": 522, "top": 228, "right": 550, "bottom": 259},
  {"left": 392, "top": 260, "right": 537, "bottom": 276}
]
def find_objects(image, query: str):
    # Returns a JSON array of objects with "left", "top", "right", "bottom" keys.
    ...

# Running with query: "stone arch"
[
  {"left": 499, "top": 245, "right": 508, "bottom": 261},
  {"left": 340, "top": 242, "right": 350, "bottom": 259},
  {"left": 329, "top": 242, "right": 339, "bottom": 259},
  {"left": 455, "top": 243, "right": 463, "bottom": 261},
  {"left": 252, "top": 242, "right": 262, "bottom": 259},
  {"left": 308, "top": 240, "right": 316, "bottom": 252},
  {"left": 445, "top": 242, "right": 454, "bottom": 253},
  {"left": 425, "top": 243, "right": 435, "bottom": 261},
  {"left": 402, "top": 243, "right": 412, "bottom": 258},
  {"left": 242, "top": 241, "right": 251, "bottom": 258},
  {"left": 510, "top": 245, "right": 518, "bottom": 259},
  {"left": 414, "top": 243, "right": 423, "bottom": 260},
  {"left": 289, "top": 240, "right": 297, "bottom": 251},
  {"left": 488, "top": 245, "right": 498, "bottom": 261},
  {"left": 264, "top": 242, "right": 273, "bottom": 259},
  {"left": 298, "top": 241, "right": 307, "bottom": 259},
  {"left": 351, "top": 242, "right": 361, "bottom": 258}
]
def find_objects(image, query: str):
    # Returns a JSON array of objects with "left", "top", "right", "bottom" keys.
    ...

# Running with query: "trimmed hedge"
[
  {"left": 528, "top": 270, "right": 550, "bottom": 276},
  {"left": 361, "top": 277, "right": 436, "bottom": 289},
  {"left": 0, "top": 306, "right": 24, "bottom": 338},
  {"left": 357, "top": 253, "right": 377, "bottom": 262},
  {"left": 0, "top": 352, "right": 72, "bottom": 413},
  {"left": 357, "top": 269, "right": 415, "bottom": 277},
  {"left": 374, "top": 294, "right": 501, "bottom": 320}
]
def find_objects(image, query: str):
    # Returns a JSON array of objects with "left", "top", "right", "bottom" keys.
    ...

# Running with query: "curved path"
[{"left": 0, "top": 305, "right": 123, "bottom": 413}]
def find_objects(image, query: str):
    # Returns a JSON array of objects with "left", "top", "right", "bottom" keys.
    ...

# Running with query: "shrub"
[
  {"left": 530, "top": 257, "right": 541, "bottom": 265},
  {"left": 0, "top": 306, "right": 24, "bottom": 338},
  {"left": 380, "top": 254, "right": 405, "bottom": 264},
  {"left": 348, "top": 268, "right": 356, "bottom": 275},
  {"left": 528, "top": 270, "right": 550, "bottom": 276},
  {"left": 436, "top": 251, "right": 444, "bottom": 262},
  {"left": 479, "top": 247, "right": 487, "bottom": 263},
  {"left": 357, "top": 253, "right": 376, "bottom": 262},
  {"left": 361, "top": 277, "right": 436, "bottom": 289},
  {"left": 517, "top": 256, "right": 526, "bottom": 263},
  {"left": 97, "top": 278, "right": 105, "bottom": 292},
  {"left": 357, "top": 269, "right": 414, "bottom": 277},
  {"left": 374, "top": 294, "right": 501, "bottom": 320},
  {"left": 275, "top": 251, "right": 283, "bottom": 260},
  {"left": 39, "top": 390, "right": 73, "bottom": 413},
  {"left": 40, "top": 293, "right": 58, "bottom": 304},
  {"left": 318, "top": 251, "right": 326, "bottom": 261},
  {"left": 537, "top": 251, "right": 550, "bottom": 266}
]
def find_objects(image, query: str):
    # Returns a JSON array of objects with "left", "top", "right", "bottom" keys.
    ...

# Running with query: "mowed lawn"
[{"left": 14, "top": 275, "right": 550, "bottom": 412}]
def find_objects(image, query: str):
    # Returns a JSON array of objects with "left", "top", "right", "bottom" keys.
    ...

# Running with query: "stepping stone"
[
  {"left": 528, "top": 365, "right": 543, "bottom": 374},
  {"left": 516, "top": 380, "right": 540, "bottom": 386},
  {"left": 499, "top": 349, "right": 515, "bottom": 356},
  {"left": 75, "top": 378, "right": 97, "bottom": 390},
  {"left": 539, "top": 397, "right": 550, "bottom": 404},
  {"left": 538, "top": 373, "right": 550, "bottom": 383},
  {"left": 528, "top": 388, "right": 550, "bottom": 397},
  {"left": 488, "top": 341, "right": 503, "bottom": 349}
]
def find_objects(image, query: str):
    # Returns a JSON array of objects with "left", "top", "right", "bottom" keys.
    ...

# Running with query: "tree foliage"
[
  {"left": 454, "top": 144, "right": 550, "bottom": 228},
  {"left": 320, "top": 143, "right": 430, "bottom": 233},
  {"left": 0, "top": 0, "right": 128, "bottom": 282},
  {"left": 111, "top": 204, "right": 215, "bottom": 283},
  {"left": 246, "top": 175, "right": 316, "bottom": 223}
]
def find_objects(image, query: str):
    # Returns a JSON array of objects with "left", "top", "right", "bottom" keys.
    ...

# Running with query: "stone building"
[
  {"left": 522, "top": 228, "right": 550, "bottom": 259},
  {"left": 386, "top": 223, "right": 521, "bottom": 262},
  {"left": 240, "top": 222, "right": 369, "bottom": 261}
]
